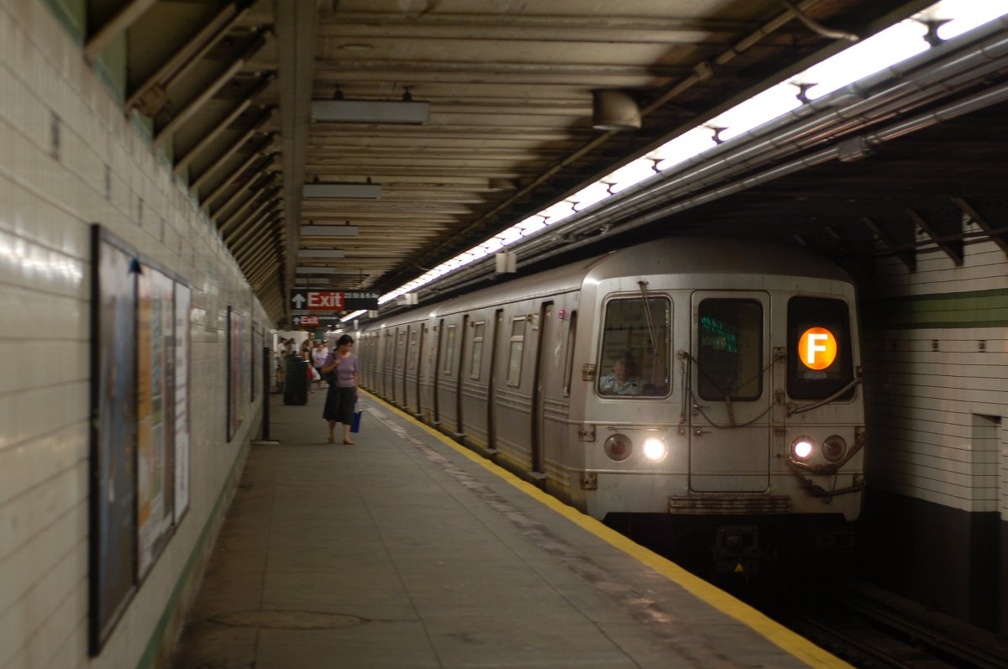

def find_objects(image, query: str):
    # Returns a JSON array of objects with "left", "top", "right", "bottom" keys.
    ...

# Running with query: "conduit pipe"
[
  {"left": 430, "top": 62, "right": 1008, "bottom": 298},
  {"left": 533, "top": 19, "right": 1008, "bottom": 250}
]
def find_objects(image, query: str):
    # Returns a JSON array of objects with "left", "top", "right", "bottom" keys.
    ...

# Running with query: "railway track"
[{"left": 755, "top": 577, "right": 1008, "bottom": 669}]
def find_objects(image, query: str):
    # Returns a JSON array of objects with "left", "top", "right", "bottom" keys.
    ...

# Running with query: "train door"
[
  {"left": 530, "top": 301, "right": 554, "bottom": 475},
  {"left": 432, "top": 319, "right": 444, "bottom": 424},
  {"left": 414, "top": 323, "right": 426, "bottom": 418},
  {"left": 404, "top": 325, "right": 418, "bottom": 414},
  {"left": 487, "top": 309, "right": 503, "bottom": 451},
  {"left": 397, "top": 328, "right": 407, "bottom": 407},
  {"left": 689, "top": 291, "right": 771, "bottom": 492},
  {"left": 454, "top": 315, "right": 468, "bottom": 437},
  {"left": 382, "top": 329, "right": 395, "bottom": 398}
]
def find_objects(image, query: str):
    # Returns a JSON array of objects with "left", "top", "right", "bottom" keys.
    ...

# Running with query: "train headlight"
[
  {"left": 822, "top": 435, "right": 847, "bottom": 462},
  {"left": 641, "top": 436, "right": 668, "bottom": 462},
  {"left": 603, "top": 434, "right": 633, "bottom": 462},
  {"left": 790, "top": 436, "right": 815, "bottom": 461}
]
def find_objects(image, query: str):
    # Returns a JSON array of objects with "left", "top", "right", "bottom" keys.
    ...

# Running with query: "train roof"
[{"left": 371, "top": 237, "right": 853, "bottom": 326}]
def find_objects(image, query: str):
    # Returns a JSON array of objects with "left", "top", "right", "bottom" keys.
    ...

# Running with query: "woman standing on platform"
[{"left": 321, "top": 334, "right": 359, "bottom": 444}]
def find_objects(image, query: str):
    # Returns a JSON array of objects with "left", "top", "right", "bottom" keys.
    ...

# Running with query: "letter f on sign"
[
  {"left": 805, "top": 333, "right": 827, "bottom": 365},
  {"left": 799, "top": 327, "right": 838, "bottom": 370}
]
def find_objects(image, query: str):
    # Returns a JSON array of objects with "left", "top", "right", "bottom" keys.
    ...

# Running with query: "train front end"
[{"left": 574, "top": 252, "right": 865, "bottom": 574}]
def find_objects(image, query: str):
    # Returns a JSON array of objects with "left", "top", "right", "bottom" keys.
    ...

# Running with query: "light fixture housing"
[
  {"left": 592, "top": 90, "right": 641, "bottom": 131},
  {"left": 311, "top": 99, "right": 430, "bottom": 124},
  {"left": 603, "top": 434, "right": 633, "bottom": 462},
  {"left": 298, "top": 249, "right": 346, "bottom": 258},
  {"left": 296, "top": 267, "right": 340, "bottom": 275},
  {"left": 791, "top": 436, "right": 816, "bottom": 461},
  {"left": 303, "top": 183, "right": 381, "bottom": 199},
  {"left": 300, "top": 225, "right": 359, "bottom": 237}
]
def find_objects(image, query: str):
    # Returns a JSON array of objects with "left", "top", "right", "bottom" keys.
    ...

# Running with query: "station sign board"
[{"left": 288, "top": 290, "right": 380, "bottom": 312}]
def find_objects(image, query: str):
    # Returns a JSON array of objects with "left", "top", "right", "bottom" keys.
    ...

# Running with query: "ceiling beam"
[{"left": 276, "top": 0, "right": 320, "bottom": 324}]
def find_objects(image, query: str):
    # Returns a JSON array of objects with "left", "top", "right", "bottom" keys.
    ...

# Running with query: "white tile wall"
[
  {"left": 862, "top": 239, "right": 1008, "bottom": 517},
  {"left": 0, "top": 2, "right": 270, "bottom": 668}
]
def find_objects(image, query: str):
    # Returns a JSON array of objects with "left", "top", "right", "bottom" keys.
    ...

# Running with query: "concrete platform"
[{"left": 168, "top": 389, "right": 850, "bottom": 669}]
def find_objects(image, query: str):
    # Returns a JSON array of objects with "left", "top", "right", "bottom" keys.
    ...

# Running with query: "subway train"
[{"left": 356, "top": 237, "right": 865, "bottom": 573}]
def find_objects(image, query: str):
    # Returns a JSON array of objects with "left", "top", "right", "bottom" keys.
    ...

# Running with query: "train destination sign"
[
  {"left": 799, "top": 327, "right": 838, "bottom": 370},
  {"left": 288, "top": 290, "right": 380, "bottom": 311}
]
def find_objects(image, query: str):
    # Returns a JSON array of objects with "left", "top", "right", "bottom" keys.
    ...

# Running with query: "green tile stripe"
[{"left": 861, "top": 288, "right": 1008, "bottom": 330}]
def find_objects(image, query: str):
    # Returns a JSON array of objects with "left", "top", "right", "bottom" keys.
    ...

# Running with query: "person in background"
[
  {"left": 312, "top": 341, "right": 329, "bottom": 390},
  {"left": 598, "top": 351, "right": 641, "bottom": 396},
  {"left": 280, "top": 337, "right": 295, "bottom": 357},
  {"left": 320, "top": 334, "right": 360, "bottom": 444}
]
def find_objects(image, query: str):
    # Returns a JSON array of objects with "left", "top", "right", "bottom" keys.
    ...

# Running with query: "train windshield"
[
  {"left": 696, "top": 299, "right": 763, "bottom": 401},
  {"left": 787, "top": 296, "right": 855, "bottom": 400},
  {"left": 597, "top": 296, "right": 670, "bottom": 397}
]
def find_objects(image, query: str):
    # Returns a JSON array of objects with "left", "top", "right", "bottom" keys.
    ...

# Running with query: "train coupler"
[{"left": 712, "top": 525, "right": 759, "bottom": 576}]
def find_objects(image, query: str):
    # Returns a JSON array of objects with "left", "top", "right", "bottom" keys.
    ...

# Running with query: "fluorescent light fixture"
[
  {"left": 297, "top": 267, "right": 340, "bottom": 274},
  {"left": 654, "top": 127, "right": 719, "bottom": 172},
  {"left": 374, "top": 0, "right": 1008, "bottom": 311},
  {"left": 605, "top": 158, "right": 656, "bottom": 194},
  {"left": 795, "top": 21, "right": 929, "bottom": 101},
  {"left": 304, "top": 183, "right": 381, "bottom": 199},
  {"left": 934, "top": 0, "right": 1008, "bottom": 40},
  {"left": 311, "top": 99, "right": 430, "bottom": 124},
  {"left": 516, "top": 216, "right": 546, "bottom": 235},
  {"left": 301, "top": 225, "right": 359, "bottom": 237},
  {"left": 539, "top": 200, "right": 576, "bottom": 224},
  {"left": 710, "top": 84, "right": 803, "bottom": 142},
  {"left": 571, "top": 182, "right": 611, "bottom": 211},
  {"left": 298, "top": 249, "right": 346, "bottom": 258}
]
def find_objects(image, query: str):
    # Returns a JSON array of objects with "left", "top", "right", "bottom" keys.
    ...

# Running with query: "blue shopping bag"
[{"left": 350, "top": 402, "right": 362, "bottom": 433}]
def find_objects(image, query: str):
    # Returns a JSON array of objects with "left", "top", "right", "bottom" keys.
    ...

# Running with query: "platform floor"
[{"left": 168, "top": 388, "right": 850, "bottom": 669}]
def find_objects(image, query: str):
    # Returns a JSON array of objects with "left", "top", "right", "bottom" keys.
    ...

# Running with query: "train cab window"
[
  {"left": 507, "top": 317, "right": 526, "bottom": 387},
  {"left": 470, "top": 322, "right": 485, "bottom": 379},
  {"left": 697, "top": 299, "right": 762, "bottom": 401},
  {"left": 787, "top": 296, "right": 855, "bottom": 400},
  {"left": 597, "top": 297, "right": 671, "bottom": 397},
  {"left": 443, "top": 324, "right": 456, "bottom": 375}
]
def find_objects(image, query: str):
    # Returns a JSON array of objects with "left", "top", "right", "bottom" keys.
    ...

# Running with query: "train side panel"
[{"left": 357, "top": 237, "right": 864, "bottom": 570}]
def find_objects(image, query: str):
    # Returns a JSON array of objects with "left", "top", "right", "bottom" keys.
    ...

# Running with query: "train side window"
[
  {"left": 697, "top": 299, "right": 762, "bottom": 401},
  {"left": 562, "top": 310, "right": 578, "bottom": 397},
  {"left": 408, "top": 329, "right": 418, "bottom": 370},
  {"left": 470, "top": 322, "right": 485, "bottom": 379},
  {"left": 598, "top": 297, "right": 671, "bottom": 397},
  {"left": 787, "top": 296, "right": 854, "bottom": 400},
  {"left": 507, "top": 317, "right": 526, "bottom": 387},
  {"left": 443, "top": 324, "right": 456, "bottom": 375},
  {"left": 397, "top": 330, "right": 407, "bottom": 369},
  {"left": 384, "top": 331, "right": 394, "bottom": 368}
]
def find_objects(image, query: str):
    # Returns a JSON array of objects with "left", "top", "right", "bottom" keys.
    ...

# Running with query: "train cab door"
[{"left": 688, "top": 291, "right": 771, "bottom": 492}]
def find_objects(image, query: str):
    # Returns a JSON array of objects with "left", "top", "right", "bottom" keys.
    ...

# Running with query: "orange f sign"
[{"left": 799, "top": 327, "right": 838, "bottom": 370}]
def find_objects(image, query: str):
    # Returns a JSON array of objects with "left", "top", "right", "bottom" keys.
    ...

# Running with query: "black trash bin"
[{"left": 283, "top": 355, "right": 308, "bottom": 405}]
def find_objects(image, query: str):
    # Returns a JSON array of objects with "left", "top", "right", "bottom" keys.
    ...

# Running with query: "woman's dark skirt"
[{"left": 323, "top": 385, "right": 356, "bottom": 424}]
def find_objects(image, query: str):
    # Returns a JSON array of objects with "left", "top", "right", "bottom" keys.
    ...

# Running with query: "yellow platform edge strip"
[{"left": 366, "top": 391, "right": 852, "bottom": 669}]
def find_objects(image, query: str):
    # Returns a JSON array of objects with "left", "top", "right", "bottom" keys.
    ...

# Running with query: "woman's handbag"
[{"left": 351, "top": 402, "right": 362, "bottom": 433}]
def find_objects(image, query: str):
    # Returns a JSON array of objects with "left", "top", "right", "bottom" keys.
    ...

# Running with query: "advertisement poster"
[
  {"left": 227, "top": 306, "right": 246, "bottom": 441},
  {"left": 88, "top": 227, "right": 138, "bottom": 654},
  {"left": 174, "top": 282, "right": 191, "bottom": 522},
  {"left": 136, "top": 265, "right": 175, "bottom": 578}
]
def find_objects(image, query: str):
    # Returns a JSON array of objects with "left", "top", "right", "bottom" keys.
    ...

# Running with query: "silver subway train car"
[{"left": 357, "top": 237, "right": 865, "bottom": 571}]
